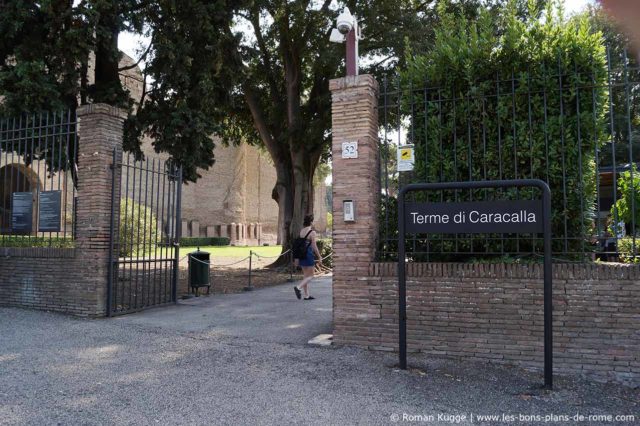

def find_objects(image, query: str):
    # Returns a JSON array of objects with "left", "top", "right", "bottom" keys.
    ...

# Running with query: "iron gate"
[{"left": 107, "top": 149, "right": 182, "bottom": 316}]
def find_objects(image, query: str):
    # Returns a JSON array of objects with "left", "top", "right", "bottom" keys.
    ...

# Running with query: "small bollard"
[
  {"left": 243, "top": 250, "right": 254, "bottom": 291},
  {"left": 287, "top": 250, "right": 295, "bottom": 282}
]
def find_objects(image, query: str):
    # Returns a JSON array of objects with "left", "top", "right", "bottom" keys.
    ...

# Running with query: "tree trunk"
[
  {"left": 268, "top": 146, "right": 321, "bottom": 268},
  {"left": 272, "top": 156, "right": 294, "bottom": 248}
]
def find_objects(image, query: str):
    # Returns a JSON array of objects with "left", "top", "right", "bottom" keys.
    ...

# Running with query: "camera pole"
[{"left": 346, "top": 27, "right": 358, "bottom": 76}]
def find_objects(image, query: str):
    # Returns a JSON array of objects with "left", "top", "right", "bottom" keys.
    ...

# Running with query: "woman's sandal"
[
  {"left": 304, "top": 296, "right": 315, "bottom": 300},
  {"left": 294, "top": 286, "right": 302, "bottom": 300}
]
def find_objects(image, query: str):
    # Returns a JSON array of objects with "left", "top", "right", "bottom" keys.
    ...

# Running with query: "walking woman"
[{"left": 293, "top": 215, "right": 322, "bottom": 300}]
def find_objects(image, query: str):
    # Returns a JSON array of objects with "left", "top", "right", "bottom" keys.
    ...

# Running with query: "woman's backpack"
[{"left": 292, "top": 229, "right": 313, "bottom": 260}]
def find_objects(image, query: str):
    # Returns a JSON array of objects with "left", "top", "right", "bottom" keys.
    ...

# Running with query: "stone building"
[{"left": 118, "top": 53, "right": 327, "bottom": 245}]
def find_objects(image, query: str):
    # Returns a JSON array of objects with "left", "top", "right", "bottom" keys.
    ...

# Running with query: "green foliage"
[
  {"left": 326, "top": 212, "right": 333, "bottom": 231},
  {"left": 316, "top": 238, "right": 333, "bottom": 268},
  {"left": 378, "top": 194, "right": 399, "bottom": 260},
  {"left": 180, "top": 237, "right": 230, "bottom": 247},
  {"left": 0, "top": 236, "right": 74, "bottom": 248},
  {"left": 125, "top": 0, "right": 238, "bottom": 182},
  {"left": 617, "top": 236, "right": 640, "bottom": 263},
  {"left": 0, "top": 1, "right": 236, "bottom": 183},
  {"left": 216, "top": 1, "right": 446, "bottom": 251},
  {"left": 576, "top": 5, "right": 640, "bottom": 168},
  {"left": 0, "top": 1, "right": 94, "bottom": 114},
  {"left": 119, "top": 198, "right": 159, "bottom": 257},
  {"left": 610, "top": 165, "right": 640, "bottom": 232},
  {"left": 398, "top": 0, "right": 609, "bottom": 256}
]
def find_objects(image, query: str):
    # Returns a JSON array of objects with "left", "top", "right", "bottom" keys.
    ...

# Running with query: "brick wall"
[
  {"left": 330, "top": 75, "right": 640, "bottom": 387},
  {"left": 333, "top": 262, "right": 640, "bottom": 387},
  {"left": 0, "top": 104, "right": 125, "bottom": 317}
]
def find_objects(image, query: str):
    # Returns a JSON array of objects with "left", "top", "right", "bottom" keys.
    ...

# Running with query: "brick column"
[
  {"left": 76, "top": 104, "right": 126, "bottom": 315},
  {"left": 330, "top": 75, "right": 381, "bottom": 342}
]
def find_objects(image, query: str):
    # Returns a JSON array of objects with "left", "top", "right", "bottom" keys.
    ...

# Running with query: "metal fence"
[
  {"left": 0, "top": 111, "right": 77, "bottom": 248},
  {"left": 108, "top": 151, "right": 182, "bottom": 315},
  {"left": 378, "top": 47, "right": 640, "bottom": 262}
]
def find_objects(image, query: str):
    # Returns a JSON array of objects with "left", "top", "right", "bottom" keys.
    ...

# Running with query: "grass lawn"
[{"left": 179, "top": 245, "right": 283, "bottom": 259}]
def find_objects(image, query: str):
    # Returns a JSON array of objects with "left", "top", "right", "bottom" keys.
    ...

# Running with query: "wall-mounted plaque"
[
  {"left": 341, "top": 141, "right": 358, "bottom": 159},
  {"left": 11, "top": 192, "right": 33, "bottom": 232},
  {"left": 397, "top": 144, "right": 415, "bottom": 172},
  {"left": 39, "top": 191, "right": 62, "bottom": 232},
  {"left": 405, "top": 200, "right": 544, "bottom": 234}
]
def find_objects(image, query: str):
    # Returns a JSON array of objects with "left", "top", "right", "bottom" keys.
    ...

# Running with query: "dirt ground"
[{"left": 176, "top": 255, "right": 331, "bottom": 296}]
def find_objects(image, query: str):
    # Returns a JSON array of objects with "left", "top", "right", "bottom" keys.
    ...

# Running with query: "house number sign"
[{"left": 341, "top": 141, "right": 358, "bottom": 159}]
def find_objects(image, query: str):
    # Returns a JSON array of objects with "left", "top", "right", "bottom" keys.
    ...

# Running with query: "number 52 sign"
[{"left": 341, "top": 141, "right": 358, "bottom": 159}]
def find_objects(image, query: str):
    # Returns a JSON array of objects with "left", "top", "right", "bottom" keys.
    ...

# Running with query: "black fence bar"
[
  {"left": 0, "top": 111, "right": 77, "bottom": 248},
  {"left": 378, "top": 49, "right": 640, "bottom": 262}
]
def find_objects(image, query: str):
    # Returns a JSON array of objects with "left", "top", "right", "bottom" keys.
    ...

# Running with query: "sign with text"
[
  {"left": 397, "top": 144, "right": 414, "bottom": 172},
  {"left": 406, "top": 200, "right": 543, "bottom": 234},
  {"left": 341, "top": 141, "right": 358, "bottom": 159},
  {"left": 38, "top": 191, "right": 62, "bottom": 232},
  {"left": 11, "top": 192, "right": 33, "bottom": 232}
]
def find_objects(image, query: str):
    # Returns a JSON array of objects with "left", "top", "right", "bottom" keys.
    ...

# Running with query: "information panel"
[
  {"left": 397, "top": 144, "right": 415, "bottom": 172},
  {"left": 39, "top": 191, "right": 62, "bottom": 232},
  {"left": 405, "top": 199, "right": 543, "bottom": 234},
  {"left": 11, "top": 192, "right": 33, "bottom": 232}
]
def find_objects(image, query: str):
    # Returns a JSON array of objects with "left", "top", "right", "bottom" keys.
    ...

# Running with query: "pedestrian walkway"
[
  {"left": 116, "top": 275, "right": 333, "bottom": 344},
  {"left": 0, "top": 276, "right": 637, "bottom": 425}
]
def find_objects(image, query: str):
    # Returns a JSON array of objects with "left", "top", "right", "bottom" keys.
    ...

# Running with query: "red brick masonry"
[
  {"left": 0, "top": 104, "right": 125, "bottom": 317},
  {"left": 333, "top": 262, "right": 640, "bottom": 387}
]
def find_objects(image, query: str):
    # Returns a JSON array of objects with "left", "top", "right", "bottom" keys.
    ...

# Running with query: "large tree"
[
  {"left": 0, "top": 0, "right": 236, "bottom": 182},
  {"left": 214, "top": 1, "right": 438, "bottom": 254},
  {"left": 216, "top": 0, "right": 547, "bottom": 253},
  {"left": 2, "top": 0, "right": 527, "bottom": 255}
]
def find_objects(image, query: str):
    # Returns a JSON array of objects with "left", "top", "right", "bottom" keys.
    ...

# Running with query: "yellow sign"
[{"left": 397, "top": 144, "right": 414, "bottom": 172}]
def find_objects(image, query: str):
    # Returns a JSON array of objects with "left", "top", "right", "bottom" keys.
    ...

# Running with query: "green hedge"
[
  {"left": 0, "top": 236, "right": 74, "bottom": 248},
  {"left": 395, "top": 1, "right": 608, "bottom": 259},
  {"left": 618, "top": 237, "right": 640, "bottom": 264},
  {"left": 180, "top": 237, "right": 230, "bottom": 247},
  {"left": 610, "top": 165, "right": 640, "bottom": 234},
  {"left": 119, "top": 198, "right": 159, "bottom": 257},
  {"left": 316, "top": 238, "right": 333, "bottom": 268}
]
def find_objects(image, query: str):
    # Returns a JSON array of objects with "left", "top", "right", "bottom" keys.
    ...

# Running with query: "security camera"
[
  {"left": 330, "top": 28, "right": 346, "bottom": 43},
  {"left": 336, "top": 7, "right": 354, "bottom": 35}
]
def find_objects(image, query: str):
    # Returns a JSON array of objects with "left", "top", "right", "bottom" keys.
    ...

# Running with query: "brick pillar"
[
  {"left": 76, "top": 104, "right": 126, "bottom": 316},
  {"left": 330, "top": 75, "right": 380, "bottom": 342}
]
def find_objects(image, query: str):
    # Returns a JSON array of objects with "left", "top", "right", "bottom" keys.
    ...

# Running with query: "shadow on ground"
[{"left": 0, "top": 277, "right": 637, "bottom": 425}]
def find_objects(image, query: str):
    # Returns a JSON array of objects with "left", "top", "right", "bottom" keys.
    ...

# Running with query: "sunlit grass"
[{"left": 179, "top": 245, "right": 283, "bottom": 259}]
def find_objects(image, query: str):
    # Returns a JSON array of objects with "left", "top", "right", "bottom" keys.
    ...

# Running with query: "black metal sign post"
[{"left": 398, "top": 179, "right": 553, "bottom": 389}]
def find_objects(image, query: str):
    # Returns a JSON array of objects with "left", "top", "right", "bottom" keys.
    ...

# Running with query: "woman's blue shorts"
[{"left": 299, "top": 245, "right": 315, "bottom": 267}]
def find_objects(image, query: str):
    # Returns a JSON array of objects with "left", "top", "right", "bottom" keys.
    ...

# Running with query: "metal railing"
[
  {"left": 108, "top": 151, "right": 182, "bottom": 315},
  {"left": 0, "top": 110, "right": 77, "bottom": 248},
  {"left": 378, "top": 46, "right": 640, "bottom": 262}
]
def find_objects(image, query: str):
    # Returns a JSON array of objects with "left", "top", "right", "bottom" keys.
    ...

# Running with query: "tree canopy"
[
  {"left": 0, "top": 0, "right": 550, "bottom": 249},
  {"left": 396, "top": 0, "right": 608, "bottom": 257},
  {"left": 0, "top": 0, "right": 236, "bottom": 182}
]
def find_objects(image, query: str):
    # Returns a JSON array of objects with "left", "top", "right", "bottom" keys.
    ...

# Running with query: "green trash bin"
[{"left": 189, "top": 249, "right": 210, "bottom": 296}]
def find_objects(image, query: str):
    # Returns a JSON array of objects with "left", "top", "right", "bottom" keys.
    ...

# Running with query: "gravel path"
[{"left": 0, "top": 277, "right": 637, "bottom": 425}]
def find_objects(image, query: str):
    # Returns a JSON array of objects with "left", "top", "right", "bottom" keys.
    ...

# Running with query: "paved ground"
[{"left": 1, "top": 276, "right": 638, "bottom": 425}]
